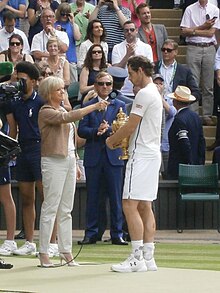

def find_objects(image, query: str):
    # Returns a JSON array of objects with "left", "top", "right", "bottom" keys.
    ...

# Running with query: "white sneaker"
[
  {"left": 0, "top": 240, "right": 17, "bottom": 256},
  {"left": 13, "top": 241, "right": 36, "bottom": 256},
  {"left": 145, "top": 257, "right": 158, "bottom": 271},
  {"left": 111, "top": 254, "right": 147, "bottom": 273},
  {"left": 48, "top": 243, "right": 59, "bottom": 258}
]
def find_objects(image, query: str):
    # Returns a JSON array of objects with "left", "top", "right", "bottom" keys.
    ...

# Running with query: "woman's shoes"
[
  {"left": 38, "top": 253, "right": 55, "bottom": 268},
  {"left": 59, "top": 253, "right": 80, "bottom": 267}
]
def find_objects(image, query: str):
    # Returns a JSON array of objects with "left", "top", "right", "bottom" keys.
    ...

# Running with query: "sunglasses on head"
[
  {"left": 92, "top": 50, "right": 102, "bottom": 54},
  {"left": 10, "top": 42, "right": 21, "bottom": 46},
  {"left": 60, "top": 12, "right": 70, "bottom": 17},
  {"left": 161, "top": 47, "right": 174, "bottom": 53},
  {"left": 96, "top": 81, "right": 112, "bottom": 86},
  {"left": 42, "top": 71, "right": 53, "bottom": 77},
  {"left": 124, "top": 28, "right": 135, "bottom": 33}
]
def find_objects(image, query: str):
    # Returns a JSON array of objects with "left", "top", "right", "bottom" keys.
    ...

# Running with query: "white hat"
[{"left": 167, "top": 85, "right": 196, "bottom": 102}]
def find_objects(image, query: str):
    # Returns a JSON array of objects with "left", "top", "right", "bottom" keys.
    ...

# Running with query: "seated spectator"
[
  {"left": 55, "top": 2, "right": 81, "bottom": 83},
  {"left": 0, "top": 34, "right": 34, "bottom": 66},
  {"left": 27, "top": 0, "right": 59, "bottom": 46},
  {"left": 0, "top": 0, "right": 26, "bottom": 28},
  {"left": 79, "top": 43, "right": 107, "bottom": 99},
  {"left": 78, "top": 19, "right": 108, "bottom": 69},
  {"left": 0, "top": 11, "right": 30, "bottom": 54},
  {"left": 31, "top": 8, "right": 69, "bottom": 62},
  {"left": 39, "top": 37, "right": 70, "bottom": 88}
]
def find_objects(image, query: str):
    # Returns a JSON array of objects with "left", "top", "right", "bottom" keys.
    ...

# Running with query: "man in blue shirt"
[{"left": 0, "top": 0, "right": 26, "bottom": 28}]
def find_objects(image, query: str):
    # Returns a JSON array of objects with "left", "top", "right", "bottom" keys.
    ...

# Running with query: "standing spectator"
[
  {"left": 121, "top": 0, "right": 144, "bottom": 27},
  {"left": 39, "top": 36, "right": 70, "bottom": 87},
  {"left": 136, "top": 2, "right": 168, "bottom": 62},
  {"left": 55, "top": 2, "right": 81, "bottom": 83},
  {"left": 106, "top": 56, "right": 162, "bottom": 272},
  {"left": 112, "top": 20, "right": 153, "bottom": 98},
  {"left": 0, "top": 0, "right": 26, "bottom": 28},
  {"left": 5, "top": 61, "right": 43, "bottom": 256},
  {"left": 77, "top": 19, "right": 108, "bottom": 68},
  {"left": 31, "top": 8, "right": 69, "bottom": 62},
  {"left": 0, "top": 11, "right": 30, "bottom": 54},
  {"left": 70, "top": 0, "right": 95, "bottom": 56},
  {"left": 167, "top": 86, "right": 206, "bottom": 179},
  {"left": 180, "top": 0, "right": 220, "bottom": 126},
  {"left": 27, "top": 0, "right": 59, "bottom": 46},
  {"left": 89, "top": 0, "right": 131, "bottom": 63},
  {"left": 37, "top": 76, "right": 108, "bottom": 267},
  {"left": 78, "top": 71, "right": 128, "bottom": 246},
  {"left": 207, "top": 46, "right": 220, "bottom": 150}
]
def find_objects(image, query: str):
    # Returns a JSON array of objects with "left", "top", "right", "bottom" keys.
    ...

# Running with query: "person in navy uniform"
[
  {"left": 78, "top": 71, "right": 128, "bottom": 245},
  {"left": 167, "top": 85, "right": 206, "bottom": 179}
]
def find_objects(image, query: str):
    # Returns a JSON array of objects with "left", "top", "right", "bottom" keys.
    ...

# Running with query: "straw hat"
[{"left": 167, "top": 85, "right": 196, "bottom": 102}]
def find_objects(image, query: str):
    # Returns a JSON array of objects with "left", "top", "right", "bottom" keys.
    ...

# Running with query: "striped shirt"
[{"left": 97, "top": 5, "right": 131, "bottom": 50}]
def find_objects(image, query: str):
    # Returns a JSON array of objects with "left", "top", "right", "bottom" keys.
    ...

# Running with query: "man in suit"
[
  {"left": 167, "top": 86, "right": 206, "bottom": 179},
  {"left": 78, "top": 71, "right": 128, "bottom": 245},
  {"left": 136, "top": 2, "right": 168, "bottom": 62},
  {"left": 154, "top": 39, "right": 201, "bottom": 111}
]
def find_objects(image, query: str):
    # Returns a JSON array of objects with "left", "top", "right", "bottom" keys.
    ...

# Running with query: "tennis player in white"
[{"left": 106, "top": 55, "right": 162, "bottom": 273}]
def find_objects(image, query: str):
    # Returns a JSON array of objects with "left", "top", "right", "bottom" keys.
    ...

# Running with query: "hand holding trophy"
[{"left": 111, "top": 107, "right": 129, "bottom": 160}]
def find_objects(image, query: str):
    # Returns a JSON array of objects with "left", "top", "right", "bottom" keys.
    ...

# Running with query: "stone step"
[
  {"left": 177, "top": 46, "right": 187, "bottom": 55},
  {"left": 206, "top": 150, "right": 214, "bottom": 161},
  {"left": 167, "top": 27, "right": 181, "bottom": 37},
  {"left": 206, "top": 137, "right": 216, "bottom": 146},
  {"left": 152, "top": 18, "right": 181, "bottom": 27},
  {"left": 203, "top": 126, "right": 216, "bottom": 137},
  {"left": 176, "top": 54, "right": 186, "bottom": 64},
  {"left": 151, "top": 9, "right": 182, "bottom": 19}
]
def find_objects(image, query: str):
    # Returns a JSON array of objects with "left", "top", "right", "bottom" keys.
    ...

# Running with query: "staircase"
[{"left": 150, "top": 8, "right": 216, "bottom": 164}]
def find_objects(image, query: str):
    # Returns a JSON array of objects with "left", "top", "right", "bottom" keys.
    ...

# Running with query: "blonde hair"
[
  {"left": 46, "top": 36, "right": 60, "bottom": 51},
  {"left": 38, "top": 76, "right": 64, "bottom": 102},
  {"left": 95, "top": 71, "right": 113, "bottom": 83}
]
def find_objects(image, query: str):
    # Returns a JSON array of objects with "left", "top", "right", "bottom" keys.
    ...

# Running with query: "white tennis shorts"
[{"left": 123, "top": 156, "right": 161, "bottom": 201}]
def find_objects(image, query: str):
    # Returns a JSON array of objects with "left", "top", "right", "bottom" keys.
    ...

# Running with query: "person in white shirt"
[
  {"left": 31, "top": 8, "right": 69, "bottom": 62},
  {"left": 0, "top": 11, "right": 30, "bottom": 54},
  {"left": 112, "top": 20, "right": 153, "bottom": 98},
  {"left": 180, "top": 0, "right": 220, "bottom": 126}
]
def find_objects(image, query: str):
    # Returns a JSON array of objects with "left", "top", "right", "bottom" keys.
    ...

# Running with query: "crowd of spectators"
[{"left": 0, "top": 0, "right": 220, "bottom": 268}]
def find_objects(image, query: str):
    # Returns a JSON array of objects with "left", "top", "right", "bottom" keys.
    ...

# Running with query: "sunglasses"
[
  {"left": 161, "top": 47, "right": 174, "bottom": 53},
  {"left": 124, "top": 28, "right": 135, "bottom": 33},
  {"left": 10, "top": 42, "right": 21, "bottom": 46},
  {"left": 42, "top": 71, "right": 53, "bottom": 77},
  {"left": 92, "top": 50, "right": 102, "bottom": 54},
  {"left": 96, "top": 82, "right": 112, "bottom": 86},
  {"left": 60, "top": 13, "right": 70, "bottom": 17}
]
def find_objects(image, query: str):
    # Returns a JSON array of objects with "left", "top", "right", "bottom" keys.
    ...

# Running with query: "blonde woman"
[{"left": 38, "top": 76, "right": 108, "bottom": 267}]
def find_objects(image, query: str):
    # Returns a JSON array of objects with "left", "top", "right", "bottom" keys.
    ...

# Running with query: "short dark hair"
[
  {"left": 127, "top": 56, "right": 154, "bottom": 77},
  {"left": 3, "top": 11, "right": 16, "bottom": 22},
  {"left": 15, "top": 61, "right": 40, "bottom": 80},
  {"left": 123, "top": 20, "right": 136, "bottom": 28},
  {"left": 136, "top": 3, "right": 150, "bottom": 15}
]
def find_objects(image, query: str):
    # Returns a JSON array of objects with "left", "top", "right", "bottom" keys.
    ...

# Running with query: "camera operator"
[{"left": 4, "top": 61, "right": 50, "bottom": 256}]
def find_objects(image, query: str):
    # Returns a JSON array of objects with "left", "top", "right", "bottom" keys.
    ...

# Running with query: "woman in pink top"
[{"left": 121, "top": 0, "right": 145, "bottom": 27}]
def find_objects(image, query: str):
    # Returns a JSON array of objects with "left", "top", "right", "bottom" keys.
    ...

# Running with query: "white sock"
[
  {"left": 143, "top": 242, "right": 155, "bottom": 260},
  {"left": 131, "top": 240, "right": 143, "bottom": 260}
]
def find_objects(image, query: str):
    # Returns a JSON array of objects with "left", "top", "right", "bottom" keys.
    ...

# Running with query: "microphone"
[{"left": 0, "top": 62, "right": 13, "bottom": 76}]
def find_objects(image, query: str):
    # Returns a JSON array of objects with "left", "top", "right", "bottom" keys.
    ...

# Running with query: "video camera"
[
  {"left": 0, "top": 61, "right": 27, "bottom": 102},
  {"left": 0, "top": 131, "right": 21, "bottom": 167}
]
